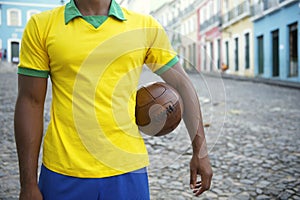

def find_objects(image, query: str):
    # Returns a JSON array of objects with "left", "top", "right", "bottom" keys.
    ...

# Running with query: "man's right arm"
[{"left": 14, "top": 74, "right": 48, "bottom": 200}]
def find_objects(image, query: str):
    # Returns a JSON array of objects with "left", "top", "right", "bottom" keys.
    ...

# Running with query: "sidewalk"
[
  {"left": 0, "top": 61, "right": 18, "bottom": 73},
  {"left": 201, "top": 71, "right": 300, "bottom": 90}
]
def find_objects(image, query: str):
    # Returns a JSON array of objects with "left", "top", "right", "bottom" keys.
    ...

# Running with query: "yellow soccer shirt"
[{"left": 18, "top": 1, "right": 178, "bottom": 178}]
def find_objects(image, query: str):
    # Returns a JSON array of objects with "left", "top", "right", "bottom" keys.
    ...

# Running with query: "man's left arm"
[{"left": 160, "top": 62, "right": 213, "bottom": 196}]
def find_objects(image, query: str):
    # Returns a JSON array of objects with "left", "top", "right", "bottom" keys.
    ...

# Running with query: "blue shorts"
[{"left": 38, "top": 165, "right": 150, "bottom": 200}]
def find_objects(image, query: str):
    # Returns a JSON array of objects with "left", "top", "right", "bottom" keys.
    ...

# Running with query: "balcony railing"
[
  {"left": 199, "top": 13, "right": 221, "bottom": 31},
  {"left": 251, "top": 0, "right": 292, "bottom": 17},
  {"left": 222, "top": 0, "right": 250, "bottom": 25},
  {"left": 263, "top": 0, "right": 279, "bottom": 10},
  {"left": 166, "top": 4, "right": 196, "bottom": 28},
  {"left": 183, "top": 4, "right": 194, "bottom": 14}
]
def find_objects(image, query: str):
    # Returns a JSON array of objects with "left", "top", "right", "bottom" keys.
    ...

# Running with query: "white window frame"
[
  {"left": 27, "top": 9, "right": 40, "bottom": 22},
  {"left": 7, "top": 38, "right": 21, "bottom": 63},
  {"left": 200, "top": 9, "right": 204, "bottom": 24},
  {"left": 209, "top": 1, "right": 213, "bottom": 18},
  {"left": 203, "top": 6, "right": 207, "bottom": 21},
  {"left": 7, "top": 8, "right": 22, "bottom": 26},
  {"left": 0, "top": 39, "right": 2, "bottom": 60}
]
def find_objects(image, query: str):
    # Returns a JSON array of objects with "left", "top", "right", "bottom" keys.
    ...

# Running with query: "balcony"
[
  {"left": 200, "top": 13, "right": 222, "bottom": 32},
  {"left": 182, "top": 4, "right": 194, "bottom": 15},
  {"left": 166, "top": 4, "right": 196, "bottom": 29},
  {"left": 263, "top": 0, "right": 279, "bottom": 10},
  {"left": 222, "top": 0, "right": 251, "bottom": 27},
  {"left": 251, "top": 0, "right": 296, "bottom": 20}
]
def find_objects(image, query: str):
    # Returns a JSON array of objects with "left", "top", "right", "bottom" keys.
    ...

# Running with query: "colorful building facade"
[
  {"left": 197, "top": 0, "right": 222, "bottom": 72},
  {"left": 221, "top": 0, "right": 254, "bottom": 77},
  {"left": 0, "top": 0, "right": 62, "bottom": 63},
  {"left": 252, "top": 0, "right": 299, "bottom": 82},
  {"left": 151, "top": 0, "right": 199, "bottom": 72},
  {"left": 150, "top": 0, "right": 299, "bottom": 83}
]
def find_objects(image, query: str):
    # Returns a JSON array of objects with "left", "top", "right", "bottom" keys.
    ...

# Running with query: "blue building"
[
  {"left": 0, "top": 0, "right": 63, "bottom": 63},
  {"left": 252, "top": 0, "right": 300, "bottom": 83}
]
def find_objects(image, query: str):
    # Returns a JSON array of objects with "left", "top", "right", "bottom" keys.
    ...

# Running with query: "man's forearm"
[
  {"left": 160, "top": 63, "right": 208, "bottom": 157},
  {"left": 14, "top": 97, "right": 44, "bottom": 188},
  {"left": 179, "top": 84, "right": 208, "bottom": 159},
  {"left": 160, "top": 63, "right": 213, "bottom": 195}
]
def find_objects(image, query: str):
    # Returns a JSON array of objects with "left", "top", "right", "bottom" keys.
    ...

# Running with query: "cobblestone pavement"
[{"left": 1, "top": 62, "right": 300, "bottom": 200}]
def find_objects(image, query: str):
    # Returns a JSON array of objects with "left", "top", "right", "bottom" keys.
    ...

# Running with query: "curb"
[{"left": 201, "top": 72, "right": 300, "bottom": 90}]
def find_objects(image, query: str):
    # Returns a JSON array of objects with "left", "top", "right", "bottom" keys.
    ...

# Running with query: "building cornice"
[
  {"left": 250, "top": 0, "right": 297, "bottom": 22},
  {"left": 0, "top": 1, "right": 61, "bottom": 8}
]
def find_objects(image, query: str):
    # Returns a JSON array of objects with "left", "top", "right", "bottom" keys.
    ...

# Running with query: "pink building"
[{"left": 197, "top": 0, "right": 222, "bottom": 72}]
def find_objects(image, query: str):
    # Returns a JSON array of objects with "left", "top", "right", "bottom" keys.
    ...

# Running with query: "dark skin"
[
  {"left": 14, "top": 1, "right": 212, "bottom": 199},
  {"left": 14, "top": 75, "right": 47, "bottom": 200},
  {"left": 161, "top": 63, "right": 213, "bottom": 196}
]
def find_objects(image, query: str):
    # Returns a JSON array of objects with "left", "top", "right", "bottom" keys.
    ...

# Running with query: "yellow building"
[
  {"left": 221, "top": 0, "right": 254, "bottom": 77},
  {"left": 150, "top": 0, "right": 198, "bottom": 72}
]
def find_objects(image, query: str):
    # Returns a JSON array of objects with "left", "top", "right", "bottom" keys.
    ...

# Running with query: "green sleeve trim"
[
  {"left": 18, "top": 67, "right": 49, "bottom": 78},
  {"left": 154, "top": 56, "right": 179, "bottom": 75}
]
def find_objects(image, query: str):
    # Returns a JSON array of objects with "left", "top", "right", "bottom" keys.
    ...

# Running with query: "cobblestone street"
[{"left": 0, "top": 61, "right": 300, "bottom": 200}]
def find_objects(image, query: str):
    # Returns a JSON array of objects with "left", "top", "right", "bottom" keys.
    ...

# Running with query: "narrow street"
[{"left": 1, "top": 62, "right": 299, "bottom": 199}]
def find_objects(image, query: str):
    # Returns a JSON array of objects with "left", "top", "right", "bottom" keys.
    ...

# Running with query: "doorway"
[
  {"left": 289, "top": 23, "right": 298, "bottom": 77},
  {"left": 272, "top": 30, "right": 279, "bottom": 77},
  {"left": 257, "top": 35, "right": 264, "bottom": 75},
  {"left": 11, "top": 41, "right": 20, "bottom": 63}
]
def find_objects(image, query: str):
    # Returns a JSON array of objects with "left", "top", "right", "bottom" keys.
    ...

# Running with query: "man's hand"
[
  {"left": 19, "top": 184, "right": 43, "bottom": 200},
  {"left": 190, "top": 155, "right": 213, "bottom": 196},
  {"left": 160, "top": 63, "right": 213, "bottom": 196}
]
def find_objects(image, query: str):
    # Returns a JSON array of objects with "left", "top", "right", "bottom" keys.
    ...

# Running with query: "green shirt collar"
[{"left": 65, "top": 0, "right": 126, "bottom": 24}]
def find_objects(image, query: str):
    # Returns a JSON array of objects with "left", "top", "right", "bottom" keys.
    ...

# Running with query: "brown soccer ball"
[{"left": 135, "top": 82, "right": 183, "bottom": 136}]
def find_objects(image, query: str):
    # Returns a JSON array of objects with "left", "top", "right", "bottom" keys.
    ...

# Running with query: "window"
[
  {"left": 27, "top": 10, "right": 40, "bottom": 22},
  {"left": 272, "top": 30, "right": 279, "bottom": 76},
  {"left": 224, "top": 0, "right": 229, "bottom": 12},
  {"left": 0, "top": 9, "right": 2, "bottom": 26},
  {"left": 11, "top": 41, "right": 20, "bottom": 63},
  {"left": 163, "top": 14, "right": 167, "bottom": 26},
  {"left": 257, "top": 35, "right": 264, "bottom": 74},
  {"left": 203, "top": 6, "right": 207, "bottom": 21},
  {"left": 189, "top": 18, "right": 194, "bottom": 33},
  {"left": 182, "top": 46, "right": 186, "bottom": 68},
  {"left": 193, "top": 17, "right": 197, "bottom": 32},
  {"left": 216, "top": 0, "right": 221, "bottom": 13},
  {"left": 209, "top": 1, "right": 213, "bottom": 18},
  {"left": 189, "top": 44, "right": 193, "bottom": 68},
  {"left": 210, "top": 41, "right": 213, "bottom": 71},
  {"left": 200, "top": 9, "right": 204, "bottom": 24},
  {"left": 225, "top": 41, "right": 229, "bottom": 67},
  {"left": 217, "top": 39, "right": 221, "bottom": 69},
  {"left": 235, "top": 37, "right": 239, "bottom": 71},
  {"left": 203, "top": 45, "right": 207, "bottom": 70},
  {"left": 185, "top": 22, "right": 188, "bottom": 34},
  {"left": 7, "top": 9, "right": 21, "bottom": 26},
  {"left": 289, "top": 23, "right": 298, "bottom": 77},
  {"left": 245, "top": 33, "right": 250, "bottom": 69},
  {"left": 193, "top": 43, "right": 196, "bottom": 67},
  {"left": 214, "top": 0, "right": 218, "bottom": 14},
  {"left": 0, "top": 39, "right": 2, "bottom": 53}
]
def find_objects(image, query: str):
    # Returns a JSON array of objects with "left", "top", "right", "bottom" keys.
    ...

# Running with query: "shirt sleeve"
[
  {"left": 144, "top": 16, "right": 178, "bottom": 75},
  {"left": 18, "top": 15, "right": 50, "bottom": 78}
]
